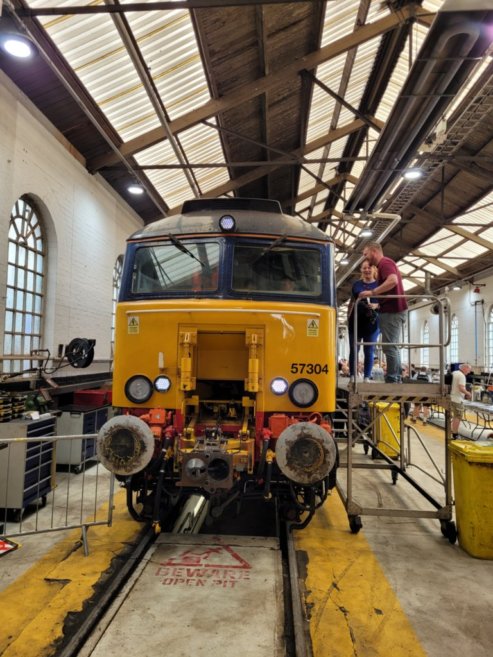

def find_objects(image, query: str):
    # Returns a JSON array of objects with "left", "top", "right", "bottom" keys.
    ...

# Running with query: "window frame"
[{"left": 3, "top": 197, "right": 45, "bottom": 374}]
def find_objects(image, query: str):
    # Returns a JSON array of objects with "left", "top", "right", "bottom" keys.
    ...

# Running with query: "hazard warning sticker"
[
  {"left": 128, "top": 316, "right": 139, "bottom": 334},
  {"left": 307, "top": 318, "right": 319, "bottom": 336},
  {"left": 0, "top": 537, "right": 19, "bottom": 557},
  {"left": 155, "top": 544, "right": 251, "bottom": 588}
]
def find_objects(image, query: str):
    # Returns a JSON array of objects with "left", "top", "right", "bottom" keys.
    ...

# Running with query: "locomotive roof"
[{"left": 128, "top": 198, "right": 332, "bottom": 243}]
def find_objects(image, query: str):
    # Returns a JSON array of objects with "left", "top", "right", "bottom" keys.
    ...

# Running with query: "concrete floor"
[
  {"left": 313, "top": 417, "right": 493, "bottom": 657},
  {"left": 1, "top": 420, "right": 493, "bottom": 657}
]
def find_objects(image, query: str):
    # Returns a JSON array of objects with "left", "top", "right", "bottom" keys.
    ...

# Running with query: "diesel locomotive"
[{"left": 97, "top": 198, "right": 338, "bottom": 530}]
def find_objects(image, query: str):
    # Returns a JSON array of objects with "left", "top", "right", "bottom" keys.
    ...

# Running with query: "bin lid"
[
  {"left": 449, "top": 440, "right": 493, "bottom": 463},
  {"left": 373, "top": 402, "right": 400, "bottom": 410}
]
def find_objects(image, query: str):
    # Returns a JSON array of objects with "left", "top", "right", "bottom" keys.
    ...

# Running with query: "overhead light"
[
  {"left": 403, "top": 168, "right": 423, "bottom": 180},
  {"left": 452, "top": 284, "right": 461, "bottom": 291},
  {"left": 127, "top": 183, "right": 144, "bottom": 195},
  {"left": 340, "top": 257, "right": 349, "bottom": 265},
  {"left": 360, "top": 229, "right": 373, "bottom": 238},
  {"left": 1, "top": 35, "right": 34, "bottom": 59}
]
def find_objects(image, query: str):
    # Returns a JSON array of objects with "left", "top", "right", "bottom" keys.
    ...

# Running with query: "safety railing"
[
  {"left": 336, "top": 292, "right": 457, "bottom": 541},
  {"left": 347, "top": 293, "right": 451, "bottom": 387},
  {"left": 0, "top": 433, "right": 115, "bottom": 555}
]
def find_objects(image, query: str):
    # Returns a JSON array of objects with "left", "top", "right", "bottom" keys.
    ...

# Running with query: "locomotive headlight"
[
  {"left": 154, "top": 375, "right": 171, "bottom": 392},
  {"left": 289, "top": 379, "right": 318, "bottom": 408},
  {"left": 219, "top": 214, "right": 236, "bottom": 232},
  {"left": 270, "top": 377, "right": 289, "bottom": 395},
  {"left": 125, "top": 375, "right": 153, "bottom": 403}
]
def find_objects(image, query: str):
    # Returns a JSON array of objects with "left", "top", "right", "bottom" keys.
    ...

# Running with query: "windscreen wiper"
[
  {"left": 168, "top": 233, "right": 208, "bottom": 269},
  {"left": 253, "top": 235, "right": 287, "bottom": 264}
]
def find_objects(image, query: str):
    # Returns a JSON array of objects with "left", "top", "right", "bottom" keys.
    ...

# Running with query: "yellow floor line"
[
  {"left": 295, "top": 493, "right": 427, "bottom": 657},
  {"left": 0, "top": 489, "right": 143, "bottom": 657}
]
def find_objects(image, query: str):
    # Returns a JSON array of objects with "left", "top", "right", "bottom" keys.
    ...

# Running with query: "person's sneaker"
[
  {"left": 363, "top": 377, "right": 372, "bottom": 383},
  {"left": 411, "top": 417, "right": 417, "bottom": 423},
  {"left": 349, "top": 376, "right": 355, "bottom": 383},
  {"left": 422, "top": 420, "right": 428, "bottom": 425}
]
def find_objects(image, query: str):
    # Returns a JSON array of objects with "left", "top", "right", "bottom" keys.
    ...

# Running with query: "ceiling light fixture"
[
  {"left": 127, "top": 183, "right": 144, "bottom": 195},
  {"left": 1, "top": 35, "right": 34, "bottom": 59},
  {"left": 403, "top": 168, "right": 423, "bottom": 180},
  {"left": 340, "top": 257, "right": 349, "bottom": 265},
  {"left": 360, "top": 229, "right": 373, "bottom": 237}
]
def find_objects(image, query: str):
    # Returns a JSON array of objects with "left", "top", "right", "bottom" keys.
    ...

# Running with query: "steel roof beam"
[
  {"left": 444, "top": 224, "right": 493, "bottom": 252},
  {"left": 89, "top": 5, "right": 426, "bottom": 171},
  {"left": 164, "top": 119, "right": 365, "bottom": 212}
]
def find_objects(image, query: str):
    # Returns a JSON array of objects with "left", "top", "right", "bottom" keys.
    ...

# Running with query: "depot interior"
[{"left": 1, "top": 1, "right": 493, "bottom": 655}]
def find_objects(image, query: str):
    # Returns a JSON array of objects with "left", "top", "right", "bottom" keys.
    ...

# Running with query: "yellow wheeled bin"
[
  {"left": 370, "top": 402, "right": 400, "bottom": 458},
  {"left": 450, "top": 440, "right": 493, "bottom": 559}
]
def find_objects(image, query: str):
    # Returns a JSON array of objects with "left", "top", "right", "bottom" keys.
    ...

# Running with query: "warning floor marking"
[
  {"left": 155, "top": 543, "right": 252, "bottom": 588},
  {"left": 0, "top": 537, "right": 19, "bottom": 557}
]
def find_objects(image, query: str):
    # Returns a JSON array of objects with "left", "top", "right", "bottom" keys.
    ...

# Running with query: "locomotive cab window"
[
  {"left": 231, "top": 242, "right": 322, "bottom": 296},
  {"left": 131, "top": 241, "right": 220, "bottom": 294}
]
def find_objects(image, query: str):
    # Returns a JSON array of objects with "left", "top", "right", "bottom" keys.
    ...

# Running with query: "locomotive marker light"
[
  {"left": 97, "top": 415, "right": 155, "bottom": 476},
  {"left": 270, "top": 377, "right": 289, "bottom": 395},
  {"left": 276, "top": 422, "right": 337, "bottom": 485},
  {"left": 154, "top": 375, "right": 171, "bottom": 392}
]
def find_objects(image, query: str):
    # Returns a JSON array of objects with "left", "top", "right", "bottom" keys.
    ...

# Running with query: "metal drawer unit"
[
  {"left": 56, "top": 407, "right": 109, "bottom": 472},
  {"left": 0, "top": 416, "right": 56, "bottom": 518}
]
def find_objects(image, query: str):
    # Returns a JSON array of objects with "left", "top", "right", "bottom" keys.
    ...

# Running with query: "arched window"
[
  {"left": 111, "top": 255, "right": 124, "bottom": 357},
  {"left": 450, "top": 314, "right": 459, "bottom": 365},
  {"left": 422, "top": 320, "right": 429, "bottom": 367},
  {"left": 3, "top": 197, "right": 45, "bottom": 374},
  {"left": 488, "top": 306, "right": 493, "bottom": 371}
]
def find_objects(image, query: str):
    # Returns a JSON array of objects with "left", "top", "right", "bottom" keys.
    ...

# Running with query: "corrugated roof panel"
[
  {"left": 134, "top": 139, "right": 194, "bottom": 210},
  {"left": 402, "top": 278, "right": 419, "bottom": 291},
  {"left": 305, "top": 53, "right": 346, "bottom": 144},
  {"left": 424, "top": 263, "right": 449, "bottom": 276},
  {"left": 28, "top": 2, "right": 160, "bottom": 141},
  {"left": 177, "top": 121, "right": 229, "bottom": 194},
  {"left": 447, "top": 241, "right": 489, "bottom": 259},
  {"left": 419, "top": 228, "right": 462, "bottom": 255},
  {"left": 399, "top": 262, "right": 415, "bottom": 275},
  {"left": 440, "top": 256, "right": 470, "bottom": 269},
  {"left": 453, "top": 190, "right": 493, "bottom": 225},
  {"left": 321, "top": 1, "right": 360, "bottom": 48},
  {"left": 128, "top": 10, "right": 211, "bottom": 120},
  {"left": 479, "top": 228, "right": 493, "bottom": 243},
  {"left": 28, "top": 1, "right": 213, "bottom": 142},
  {"left": 401, "top": 255, "right": 447, "bottom": 277}
]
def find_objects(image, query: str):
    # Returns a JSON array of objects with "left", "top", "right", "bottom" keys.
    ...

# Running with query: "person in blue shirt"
[{"left": 347, "top": 259, "right": 380, "bottom": 382}]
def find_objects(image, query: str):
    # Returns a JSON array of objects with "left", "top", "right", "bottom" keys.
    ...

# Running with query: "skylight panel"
[
  {"left": 480, "top": 228, "right": 493, "bottom": 242},
  {"left": 134, "top": 139, "right": 194, "bottom": 210},
  {"left": 453, "top": 190, "right": 493, "bottom": 225},
  {"left": 419, "top": 229, "right": 462, "bottom": 255},
  {"left": 27, "top": 3, "right": 159, "bottom": 141},
  {"left": 321, "top": 1, "right": 359, "bottom": 48},
  {"left": 447, "top": 241, "right": 488, "bottom": 259},
  {"left": 402, "top": 278, "right": 419, "bottom": 292},
  {"left": 177, "top": 121, "right": 229, "bottom": 194}
]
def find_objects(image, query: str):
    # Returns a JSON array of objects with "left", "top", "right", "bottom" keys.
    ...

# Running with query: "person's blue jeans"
[
  {"left": 349, "top": 326, "right": 380, "bottom": 378},
  {"left": 379, "top": 311, "right": 406, "bottom": 382}
]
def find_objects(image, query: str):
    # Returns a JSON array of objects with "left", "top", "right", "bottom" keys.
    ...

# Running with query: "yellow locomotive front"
[{"left": 98, "top": 199, "right": 338, "bottom": 528}]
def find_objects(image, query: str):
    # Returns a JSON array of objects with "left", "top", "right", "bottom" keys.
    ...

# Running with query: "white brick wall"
[{"left": 0, "top": 72, "right": 143, "bottom": 367}]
